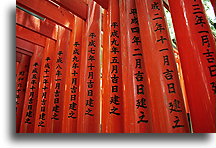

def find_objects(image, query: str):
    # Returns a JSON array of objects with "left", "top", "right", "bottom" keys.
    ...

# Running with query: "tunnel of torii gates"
[{"left": 16, "top": 0, "right": 216, "bottom": 133}]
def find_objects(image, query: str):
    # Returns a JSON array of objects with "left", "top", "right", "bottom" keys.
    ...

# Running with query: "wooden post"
[
  {"left": 16, "top": 54, "right": 30, "bottom": 133},
  {"left": 168, "top": 0, "right": 216, "bottom": 133},
  {"left": 19, "top": 46, "right": 43, "bottom": 133},
  {"left": 77, "top": 0, "right": 101, "bottom": 133},
  {"left": 102, "top": 0, "right": 124, "bottom": 133},
  {"left": 135, "top": 0, "right": 190, "bottom": 133},
  {"left": 34, "top": 39, "right": 56, "bottom": 133},
  {"left": 62, "top": 16, "right": 84, "bottom": 133},
  {"left": 119, "top": 0, "right": 152, "bottom": 133}
]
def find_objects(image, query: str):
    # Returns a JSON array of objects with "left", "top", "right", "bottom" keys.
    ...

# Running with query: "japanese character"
[
  {"left": 163, "top": 69, "right": 174, "bottom": 80},
  {"left": 172, "top": 116, "right": 184, "bottom": 128},
  {"left": 136, "top": 98, "right": 147, "bottom": 109},
  {"left": 157, "top": 36, "right": 167, "bottom": 44},
  {"left": 167, "top": 83, "right": 176, "bottom": 93},
  {"left": 89, "top": 33, "right": 96, "bottom": 38},
  {"left": 73, "top": 41, "right": 80, "bottom": 47},
  {"left": 111, "top": 30, "right": 119, "bottom": 38},
  {"left": 195, "top": 15, "right": 205, "bottom": 27},
  {"left": 169, "top": 99, "right": 182, "bottom": 113},
  {"left": 110, "top": 95, "right": 120, "bottom": 105},
  {"left": 152, "top": 2, "right": 160, "bottom": 10},
  {"left": 137, "top": 111, "right": 148, "bottom": 123},
  {"left": 137, "top": 84, "right": 144, "bottom": 95},
  {"left": 110, "top": 106, "right": 120, "bottom": 115},
  {"left": 88, "top": 40, "right": 96, "bottom": 47},
  {"left": 85, "top": 108, "right": 94, "bottom": 116},
  {"left": 111, "top": 22, "right": 118, "bottom": 28},
  {"left": 132, "top": 36, "right": 141, "bottom": 45},
  {"left": 69, "top": 102, "right": 77, "bottom": 110},
  {"left": 134, "top": 71, "right": 144, "bottom": 81},
  {"left": 208, "top": 65, "right": 216, "bottom": 77}
]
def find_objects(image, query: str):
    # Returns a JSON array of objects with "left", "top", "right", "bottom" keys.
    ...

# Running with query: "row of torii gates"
[{"left": 16, "top": 0, "right": 216, "bottom": 133}]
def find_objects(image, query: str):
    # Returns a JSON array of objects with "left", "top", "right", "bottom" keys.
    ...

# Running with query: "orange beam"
[
  {"left": 16, "top": 47, "right": 33, "bottom": 57},
  {"left": 51, "top": 0, "right": 87, "bottom": 20},
  {"left": 94, "top": 0, "right": 108, "bottom": 9},
  {"left": 16, "top": 25, "right": 46, "bottom": 47},
  {"left": 16, "top": 37, "right": 37, "bottom": 53},
  {"left": 16, "top": 0, "right": 74, "bottom": 30},
  {"left": 16, "top": 8, "right": 58, "bottom": 40}
]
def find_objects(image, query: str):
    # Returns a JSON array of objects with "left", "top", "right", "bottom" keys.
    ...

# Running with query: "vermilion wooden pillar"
[
  {"left": 77, "top": 0, "right": 101, "bottom": 133},
  {"left": 46, "top": 26, "right": 71, "bottom": 133},
  {"left": 62, "top": 16, "right": 84, "bottom": 133},
  {"left": 16, "top": 54, "right": 30, "bottom": 133},
  {"left": 136, "top": 0, "right": 190, "bottom": 133},
  {"left": 175, "top": 55, "right": 190, "bottom": 114},
  {"left": 34, "top": 39, "right": 56, "bottom": 133},
  {"left": 101, "top": 9, "right": 110, "bottom": 133},
  {"left": 168, "top": 0, "right": 216, "bottom": 133},
  {"left": 19, "top": 46, "right": 43, "bottom": 133},
  {"left": 119, "top": 0, "right": 152, "bottom": 133},
  {"left": 102, "top": 0, "right": 124, "bottom": 133}
]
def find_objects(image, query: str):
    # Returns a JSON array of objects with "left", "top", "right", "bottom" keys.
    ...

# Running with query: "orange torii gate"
[
  {"left": 102, "top": 0, "right": 124, "bottom": 133},
  {"left": 168, "top": 0, "right": 216, "bottom": 133},
  {"left": 77, "top": 0, "right": 101, "bottom": 133},
  {"left": 34, "top": 38, "right": 56, "bottom": 133},
  {"left": 16, "top": 54, "right": 30, "bottom": 133},
  {"left": 135, "top": 0, "right": 189, "bottom": 133},
  {"left": 119, "top": 0, "right": 152, "bottom": 133},
  {"left": 16, "top": 0, "right": 215, "bottom": 133}
]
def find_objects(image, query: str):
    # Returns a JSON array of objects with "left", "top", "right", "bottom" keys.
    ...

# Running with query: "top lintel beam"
[{"left": 51, "top": 0, "right": 88, "bottom": 20}]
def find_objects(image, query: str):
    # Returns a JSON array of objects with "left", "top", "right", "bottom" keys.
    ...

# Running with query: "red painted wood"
[
  {"left": 119, "top": 0, "right": 152, "bottom": 133},
  {"left": 136, "top": 0, "right": 190, "bottom": 133},
  {"left": 16, "top": 8, "right": 58, "bottom": 40},
  {"left": 16, "top": 25, "right": 46, "bottom": 47},
  {"left": 102, "top": 0, "right": 124, "bottom": 133},
  {"left": 16, "top": 37, "right": 36, "bottom": 54},
  {"left": 77, "top": 1, "right": 101, "bottom": 133},
  {"left": 16, "top": 54, "right": 31, "bottom": 133},
  {"left": 61, "top": 16, "right": 84, "bottom": 133},
  {"left": 17, "top": 0, "right": 74, "bottom": 30},
  {"left": 19, "top": 46, "right": 43, "bottom": 133},
  {"left": 168, "top": 0, "right": 216, "bottom": 133},
  {"left": 16, "top": 47, "right": 33, "bottom": 57},
  {"left": 51, "top": 0, "right": 87, "bottom": 20},
  {"left": 46, "top": 26, "right": 71, "bottom": 133},
  {"left": 94, "top": 0, "right": 108, "bottom": 9},
  {"left": 34, "top": 39, "right": 56, "bottom": 133}
]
